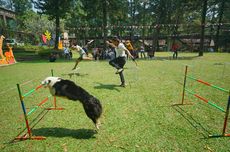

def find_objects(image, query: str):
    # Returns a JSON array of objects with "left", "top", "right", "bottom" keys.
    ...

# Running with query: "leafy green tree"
[
  {"left": 0, "top": 0, "right": 6, "bottom": 7},
  {"left": 34, "top": 0, "right": 75, "bottom": 49},
  {"left": 21, "top": 10, "right": 56, "bottom": 44},
  {"left": 12, "top": 0, "right": 32, "bottom": 14},
  {"left": 65, "top": 0, "right": 128, "bottom": 49},
  {"left": 0, "top": 0, "right": 13, "bottom": 10},
  {"left": 2, "top": 0, "right": 32, "bottom": 32},
  {"left": 214, "top": 0, "right": 226, "bottom": 52},
  {"left": 199, "top": 0, "right": 208, "bottom": 56},
  {"left": 3, "top": 0, "right": 226, "bottom": 52}
]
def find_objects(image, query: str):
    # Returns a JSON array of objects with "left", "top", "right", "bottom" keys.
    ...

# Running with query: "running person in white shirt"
[
  {"left": 71, "top": 43, "right": 93, "bottom": 70},
  {"left": 106, "top": 37, "right": 135, "bottom": 87}
]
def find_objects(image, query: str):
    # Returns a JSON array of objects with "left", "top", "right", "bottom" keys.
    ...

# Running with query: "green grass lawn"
[{"left": 0, "top": 52, "right": 230, "bottom": 151}]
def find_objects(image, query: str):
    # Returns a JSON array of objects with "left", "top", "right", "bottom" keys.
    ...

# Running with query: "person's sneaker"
[
  {"left": 115, "top": 68, "right": 123, "bottom": 74},
  {"left": 120, "top": 83, "right": 126, "bottom": 87}
]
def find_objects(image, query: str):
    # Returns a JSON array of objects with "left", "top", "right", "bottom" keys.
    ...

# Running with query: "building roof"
[{"left": 0, "top": 7, "right": 16, "bottom": 18}]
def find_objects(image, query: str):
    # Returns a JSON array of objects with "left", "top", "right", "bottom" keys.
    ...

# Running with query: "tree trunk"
[
  {"left": 129, "top": 0, "right": 134, "bottom": 40},
  {"left": 199, "top": 0, "right": 208, "bottom": 56},
  {"left": 55, "top": 15, "right": 60, "bottom": 50},
  {"left": 142, "top": 2, "right": 146, "bottom": 48},
  {"left": 214, "top": 0, "right": 225, "bottom": 52},
  {"left": 102, "top": 0, "right": 107, "bottom": 53}
]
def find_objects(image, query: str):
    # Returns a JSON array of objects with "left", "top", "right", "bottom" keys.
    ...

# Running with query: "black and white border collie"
[{"left": 41, "top": 77, "right": 102, "bottom": 129}]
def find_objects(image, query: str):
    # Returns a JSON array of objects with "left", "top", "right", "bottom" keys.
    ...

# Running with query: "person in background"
[
  {"left": 139, "top": 45, "right": 146, "bottom": 59},
  {"left": 71, "top": 43, "right": 93, "bottom": 70},
  {"left": 69, "top": 49, "right": 73, "bottom": 59},
  {"left": 92, "top": 47, "right": 100, "bottom": 60},
  {"left": 125, "top": 40, "right": 136, "bottom": 59},
  {"left": 82, "top": 40, "right": 94, "bottom": 56},
  {"left": 63, "top": 46, "right": 71, "bottom": 59},
  {"left": 171, "top": 42, "right": 179, "bottom": 59},
  {"left": 49, "top": 53, "right": 56, "bottom": 62}
]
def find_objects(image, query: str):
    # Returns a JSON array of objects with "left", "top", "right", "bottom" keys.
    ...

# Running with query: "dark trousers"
[
  {"left": 109, "top": 56, "right": 126, "bottom": 84},
  {"left": 173, "top": 51, "right": 178, "bottom": 59},
  {"left": 140, "top": 51, "right": 146, "bottom": 58}
]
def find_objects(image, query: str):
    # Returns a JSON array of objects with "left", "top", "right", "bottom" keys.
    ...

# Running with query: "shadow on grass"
[
  {"left": 172, "top": 104, "right": 211, "bottom": 138},
  {"left": 137, "top": 55, "right": 199, "bottom": 61},
  {"left": 94, "top": 82, "right": 121, "bottom": 92},
  {"left": 16, "top": 58, "right": 76, "bottom": 63},
  {"left": 61, "top": 72, "right": 89, "bottom": 78},
  {"left": 0, "top": 128, "right": 96, "bottom": 150},
  {"left": 32, "top": 127, "right": 97, "bottom": 139}
]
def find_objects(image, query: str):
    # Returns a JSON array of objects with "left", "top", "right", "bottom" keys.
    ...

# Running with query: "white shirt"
[
  {"left": 116, "top": 43, "right": 127, "bottom": 57},
  {"left": 72, "top": 45, "right": 86, "bottom": 55}
]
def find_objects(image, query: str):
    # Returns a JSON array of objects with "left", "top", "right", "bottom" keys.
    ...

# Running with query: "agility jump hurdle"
[
  {"left": 180, "top": 65, "right": 230, "bottom": 138},
  {"left": 15, "top": 70, "right": 64, "bottom": 141}
]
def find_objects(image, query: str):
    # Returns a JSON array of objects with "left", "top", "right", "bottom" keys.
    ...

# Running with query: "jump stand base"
[
  {"left": 172, "top": 103, "right": 194, "bottom": 106},
  {"left": 15, "top": 136, "right": 46, "bottom": 141},
  {"left": 209, "top": 134, "right": 230, "bottom": 138},
  {"left": 46, "top": 107, "right": 65, "bottom": 110}
]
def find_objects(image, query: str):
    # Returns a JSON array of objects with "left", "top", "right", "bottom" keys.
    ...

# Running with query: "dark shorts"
[{"left": 109, "top": 56, "right": 126, "bottom": 68}]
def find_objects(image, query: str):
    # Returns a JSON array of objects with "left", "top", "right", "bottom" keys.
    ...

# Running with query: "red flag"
[{"left": 42, "top": 34, "right": 47, "bottom": 44}]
